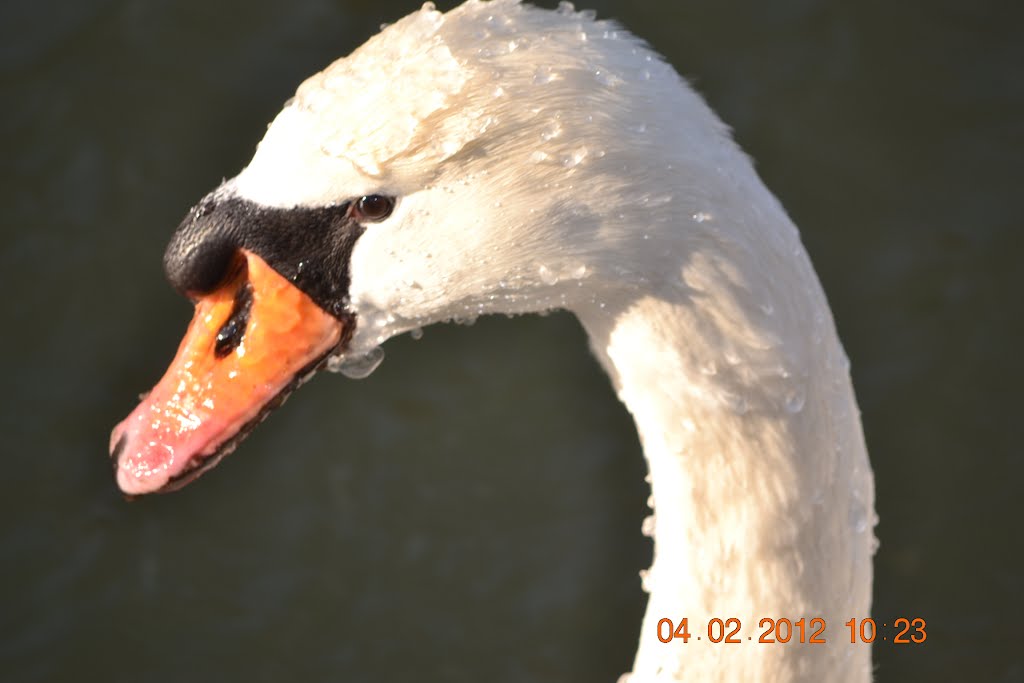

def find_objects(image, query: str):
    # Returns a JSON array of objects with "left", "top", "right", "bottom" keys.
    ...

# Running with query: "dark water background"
[{"left": 2, "top": 0, "right": 1021, "bottom": 680}]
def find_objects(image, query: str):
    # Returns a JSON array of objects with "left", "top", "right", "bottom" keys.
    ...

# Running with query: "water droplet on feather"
[
  {"left": 785, "top": 390, "right": 806, "bottom": 413},
  {"left": 641, "top": 515, "right": 656, "bottom": 537},
  {"left": 328, "top": 347, "right": 385, "bottom": 380}
]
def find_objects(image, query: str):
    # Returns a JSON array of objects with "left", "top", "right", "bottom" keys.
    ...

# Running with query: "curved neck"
[{"left": 573, "top": 244, "right": 875, "bottom": 680}]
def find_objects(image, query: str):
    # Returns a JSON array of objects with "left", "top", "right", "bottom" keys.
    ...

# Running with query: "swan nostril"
[{"left": 214, "top": 282, "right": 254, "bottom": 358}]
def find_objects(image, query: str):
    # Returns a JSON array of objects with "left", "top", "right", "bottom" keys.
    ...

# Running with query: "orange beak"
[{"left": 110, "top": 250, "right": 345, "bottom": 495}]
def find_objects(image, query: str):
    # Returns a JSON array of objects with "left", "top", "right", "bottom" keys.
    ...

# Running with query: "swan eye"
[{"left": 352, "top": 195, "right": 394, "bottom": 222}]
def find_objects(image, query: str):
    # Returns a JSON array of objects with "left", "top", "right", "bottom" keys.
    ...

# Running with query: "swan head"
[{"left": 110, "top": 0, "right": 743, "bottom": 494}]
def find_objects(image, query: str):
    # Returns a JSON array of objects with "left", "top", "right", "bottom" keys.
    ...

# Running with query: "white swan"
[{"left": 110, "top": 1, "right": 877, "bottom": 680}]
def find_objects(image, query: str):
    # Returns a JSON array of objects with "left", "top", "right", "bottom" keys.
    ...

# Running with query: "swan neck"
[{"left": 574, "top": 286, "right": 875, "bottom": 680}]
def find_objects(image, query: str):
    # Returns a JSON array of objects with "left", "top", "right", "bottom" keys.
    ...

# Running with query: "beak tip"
[
  {"left": 108, "top": 250, "right": 348, "bottom": 495},
  {"left": 110, "top": 430, "right": 126, "bottom": 464},
  {"left": 109, "top": 425, "right": 173, "bottom": 496},
  {"left": 114, "top": 459, "right": 165, "bottom": 497}
]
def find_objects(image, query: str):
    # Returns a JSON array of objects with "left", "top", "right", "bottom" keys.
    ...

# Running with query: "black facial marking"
[
  {"left": 163, "top": 195, "right": 367, "bottom": 318},
  {"left": 214, "top": 282, "right": 253, "bottom": 358}
]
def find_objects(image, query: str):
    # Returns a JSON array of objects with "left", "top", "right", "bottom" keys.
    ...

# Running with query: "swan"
[{"left": 109, "top": 1, "right": 877, "bottom": 680}]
